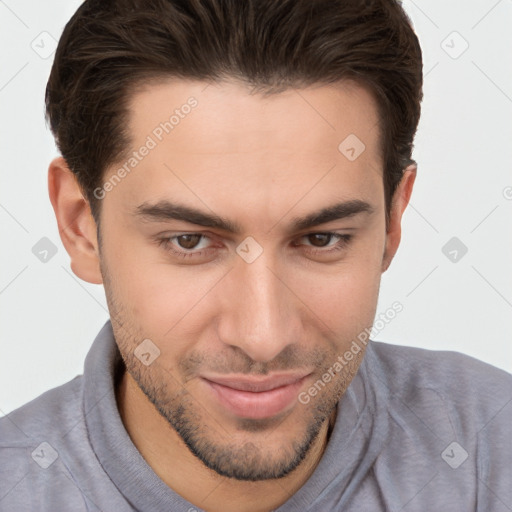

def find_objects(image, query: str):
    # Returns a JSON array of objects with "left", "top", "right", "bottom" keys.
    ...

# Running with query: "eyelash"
[{"left": 157, "top": 232, "right": 353, "bottom": 260}]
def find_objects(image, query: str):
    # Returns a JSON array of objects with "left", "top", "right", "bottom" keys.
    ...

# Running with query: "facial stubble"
[{"left": 101, "top": 259, "right": 363, "bottom": 481}]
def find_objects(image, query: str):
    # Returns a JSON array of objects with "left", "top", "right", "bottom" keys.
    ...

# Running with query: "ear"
[
  {"left": 48, "top": 156, "right": 103, "bottom": 284},
  {"left": 381, "top": 164, "right": 416, "bottom": 273}
]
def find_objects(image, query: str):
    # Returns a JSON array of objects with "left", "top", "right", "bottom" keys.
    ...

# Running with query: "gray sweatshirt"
[{"left": 1, "top": 321, "right": 511, "bottom": 511}]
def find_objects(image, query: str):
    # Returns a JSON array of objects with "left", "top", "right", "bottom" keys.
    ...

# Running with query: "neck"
[{"left": 116, "top": 369, "right": 336, "bottom": 512}]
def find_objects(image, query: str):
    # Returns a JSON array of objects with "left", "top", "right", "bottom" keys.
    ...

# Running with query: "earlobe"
[
  {"left": 48, "top": 157, "right": 103, "bottom": 284},
  {"left": 381, "top": 164, "right": 417, "bottom": 273}
]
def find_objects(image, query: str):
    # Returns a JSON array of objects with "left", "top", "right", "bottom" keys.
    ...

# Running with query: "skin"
[{"left": 48, "top": 78, "right": 415, "bottom": 512}]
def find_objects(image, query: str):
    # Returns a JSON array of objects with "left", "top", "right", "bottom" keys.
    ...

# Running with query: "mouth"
[{"left": 200, "top": 372, "right": 311, "bottom": 420}]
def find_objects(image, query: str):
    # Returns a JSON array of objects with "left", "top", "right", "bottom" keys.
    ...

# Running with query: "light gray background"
[{"left": 1, "top": 0, "right": 511, "bottom": 416}]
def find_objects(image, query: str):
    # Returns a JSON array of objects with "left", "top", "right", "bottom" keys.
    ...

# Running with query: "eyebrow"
[{"left": 133, "top": 199, "right": 374, "bottom": 234}]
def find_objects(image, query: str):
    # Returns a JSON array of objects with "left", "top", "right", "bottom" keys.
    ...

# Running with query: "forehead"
[
  {"left": 126, "top": 78, "right": 381, "bottom": 158},
  {"left": 109, "top": 78, "right": 384, "bottom": 226}
]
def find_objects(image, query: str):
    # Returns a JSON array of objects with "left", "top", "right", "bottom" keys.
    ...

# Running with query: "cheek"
[
  {"left": 303, "top": 266, "right": 380, "bottom": 327},
  {"left": 103, "top": 236, "right": 223, "bottom": 342},
  {"left": 297, "top": 240, "right": 384, "bottom": 335},
  {"left": 100, "top": 226, "right": 168, "bottom": 327}
]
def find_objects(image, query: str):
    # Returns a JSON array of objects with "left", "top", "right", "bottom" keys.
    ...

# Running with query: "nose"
[{"left": 216, "top": 250, "right": 300, "bottom": 363}]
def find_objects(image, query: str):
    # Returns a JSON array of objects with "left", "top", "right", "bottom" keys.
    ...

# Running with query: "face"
[{"left": 97, "top": 78, "right": 389, "bottom": 480}]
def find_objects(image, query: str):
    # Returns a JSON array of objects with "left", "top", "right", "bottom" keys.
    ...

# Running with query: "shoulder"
[
  {"left": 0, "top": 376, "right": 91, "bottom": 510},
  {"left": 367, "top": 339, "right": 512, "bottom": 441},
  {"left": 0, "top": 375, "right": 84, "bottom": 443},
  {"left": 369, "top": 340, "right": 512, "bottom": 396},
  {"left": 364, "top": 341, "right": 512, "bottom": 509}
]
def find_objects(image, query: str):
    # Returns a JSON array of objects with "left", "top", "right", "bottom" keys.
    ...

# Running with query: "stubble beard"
[{"left": 102, "top": 262, "right": 363, "bottom": 481}]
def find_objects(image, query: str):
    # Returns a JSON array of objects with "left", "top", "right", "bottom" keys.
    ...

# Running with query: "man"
[{"left": 1, "top": 0, "right": 510, "bottom": 511}]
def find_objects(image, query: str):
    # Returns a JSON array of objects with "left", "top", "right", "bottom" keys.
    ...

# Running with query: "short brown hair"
[{"left": 45, "top": 0, "right": 423, "bottom": 224}]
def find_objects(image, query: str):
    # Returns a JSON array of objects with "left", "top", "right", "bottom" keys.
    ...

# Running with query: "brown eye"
[
  {"left": 157, "top": 232, "right": 217, "bottom": 261},
  {"left": 176, "top": 234, "right": 203, "bottom": 249},
  {"left": 295, "top": 232, "right": 353, "bottom": 258},
  {"left": 306, "top": 233, "right": 333, "bottom": 247}
]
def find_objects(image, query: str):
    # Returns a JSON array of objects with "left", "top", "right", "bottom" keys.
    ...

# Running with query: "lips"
[
  {"left": 201, "top": 372, "right": 311, "bottom": 419},
  {"left": 203, "top": 373, "right": 309, "bottom": 392}
]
